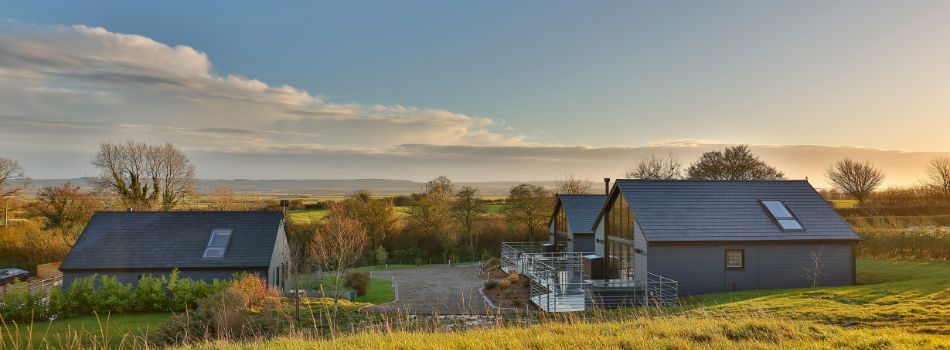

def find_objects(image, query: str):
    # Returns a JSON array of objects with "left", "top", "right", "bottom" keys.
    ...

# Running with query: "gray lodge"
[{"left": 503, "top": 179, "right": 860, "bottom": 312}]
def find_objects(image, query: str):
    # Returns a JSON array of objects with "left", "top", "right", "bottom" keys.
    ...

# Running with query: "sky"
[{"left": 1, "top": 1, "right": 949, "bottom": 187}]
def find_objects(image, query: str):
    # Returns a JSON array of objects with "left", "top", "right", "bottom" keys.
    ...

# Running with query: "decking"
[{"left": 501, "top": 242, "right": 678, "bottom": 312}]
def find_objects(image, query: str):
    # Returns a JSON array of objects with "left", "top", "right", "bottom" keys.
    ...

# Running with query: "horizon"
[{"left": 2, "top": 1, "right": 950, "bottom": 187}]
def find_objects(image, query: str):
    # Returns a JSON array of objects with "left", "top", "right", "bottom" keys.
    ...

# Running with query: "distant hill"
[{"left": 16, "top": 178, "right": 594, "bottom": 196}]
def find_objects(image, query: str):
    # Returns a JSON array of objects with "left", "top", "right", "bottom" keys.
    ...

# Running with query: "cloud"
[
  {"left": 0, "top": 23, "right": 524, "bottom": 156},
  {"left": 1, "top": 23, "right": 947, "bottom": 187}
]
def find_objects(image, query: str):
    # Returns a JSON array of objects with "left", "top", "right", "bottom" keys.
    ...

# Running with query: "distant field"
[{"left": 289, "top": 204, "right": 508, "bottom": 223}]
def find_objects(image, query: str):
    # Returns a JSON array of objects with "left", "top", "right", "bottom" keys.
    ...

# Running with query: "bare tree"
[
  {"left": 0, "top": 158, "right": 29, "bottom": 198},
  {"left": 452, "top": 186, "right": 486, "bottom": 261},
  {"left": 923, "top": 157, "right": 950, "bottom": 197},
  {"left": 825, "top": 159, "right": 885, "bottom": 204},
  {"left": 0, "top": 157, "right": 29, "bottom": 227},
  {"left": 802, "top": 247, "right": 825, "bottom": 291},
  {"left": 557, "top": 175, "right": 592, "bottom": 194},
  {"left": 626, "top": 154, "right": 683, "bottom": 180},
  {"left": 308, "top": 202, "right": 369, "bottom": 310},
  {"left": 91, "top": 141, "right": 196, "bottom": 211},
  {"left": 27, "top": 182, "right": 99, "bottom": 241},
  {"left": 505, "top": 184, "right": 553, "bottom": 241},
  {"left": 687, "top": 145, "right": 785, "bottom": 180}
]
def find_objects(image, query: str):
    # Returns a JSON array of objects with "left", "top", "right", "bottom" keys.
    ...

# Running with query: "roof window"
[
  {"left": 760, "top": 200, "right": 804, "bottom": 231},
  {"left": 203, "top": 229, "right": 232, "bottom": 258}
]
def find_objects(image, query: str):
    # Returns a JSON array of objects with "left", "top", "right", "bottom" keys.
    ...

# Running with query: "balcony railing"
[{"left": 500, "top": 241, "right": 678, "bottom": 312}]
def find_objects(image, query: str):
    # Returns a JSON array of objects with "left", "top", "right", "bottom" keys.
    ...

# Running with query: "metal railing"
[{"left": 501, "top": 242, "right": 678, "bottom": 312}]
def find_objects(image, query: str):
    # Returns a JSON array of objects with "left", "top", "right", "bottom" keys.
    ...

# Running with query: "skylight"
[
  {"left": 203, "top": 229, "right": 232, "bottom": 258},
  {"left": 760, "top": 200, "right": 804, "bottom": 231}
]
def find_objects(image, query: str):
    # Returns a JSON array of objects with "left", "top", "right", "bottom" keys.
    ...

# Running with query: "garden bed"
[{"left": 479, "top": 264, "right": 537, "bottom": 311}]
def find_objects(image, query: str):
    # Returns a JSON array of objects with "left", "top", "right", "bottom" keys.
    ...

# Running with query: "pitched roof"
[
  {"left": 552, "top": 194, "right": 607, "bottom": 233},
  {"left": 601, "top": 180, "right": 859, "bottom": 242},
  {"left": 60, "top": 211, "right": 283, "bottom": 270}
]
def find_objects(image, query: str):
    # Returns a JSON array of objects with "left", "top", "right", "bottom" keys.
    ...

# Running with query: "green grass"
[
  {"left": 1, "top": 312, "right": 171, "bottom": 349},
  {"left": 685, "top": 259, "right": 950, "bottom": 333},
  {"left": 289, "top": 204, "right": 509, "bottom": 222},
  {"left": 295, "top": 275, "right": 394, "bottom": 305}
]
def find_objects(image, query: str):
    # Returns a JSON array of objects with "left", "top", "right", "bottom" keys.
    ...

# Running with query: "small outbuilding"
[
  {"left": 592, "top": 180, "right": 860, "bottom": 295},
  {"left": 60, "top": 211, "right": 290, "bottom": 289},
  {"left": 548, "top": 194, "right": 606, "bottom": 253}
]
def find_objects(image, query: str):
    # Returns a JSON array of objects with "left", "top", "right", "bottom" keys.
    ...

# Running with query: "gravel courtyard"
[{"left": 362, "top": 265, "right": 492, "bottom": 315}]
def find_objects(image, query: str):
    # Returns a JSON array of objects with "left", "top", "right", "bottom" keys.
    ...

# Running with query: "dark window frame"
[{"left": 725, "top": 249, "right": 745, "bottom": 270}]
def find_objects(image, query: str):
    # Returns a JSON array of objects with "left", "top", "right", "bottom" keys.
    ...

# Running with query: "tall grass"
[{"left": 849, "top": 216, "right": 950, "bottom": 260}]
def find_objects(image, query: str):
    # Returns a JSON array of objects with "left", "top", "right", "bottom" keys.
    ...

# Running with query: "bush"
[
  {"left": 0, "top": 282, "right": 50, "bottom": 323},
  {"left": 344, "top": 271, "right": 370, "bottom": 296},
  {"left": 510, "top": 298, "right": 523, "bottom": 307},
  {"left": 131, "top": 274, "right": 168, "bottom": 312},
  {"left": 499, "top": 279, "right": 512, "bottom": 289},
  {"left": 483, "top": 280, "right": 499, "bottom": 289},
  {"left": 152, "top": 276, "right": 288, "bottom": 345},
  {"left": 230, "top": 274, "right": 283, "bottom": 311},
  {"left": 94, "top": 275, "right": 132, "bottom": 313}
]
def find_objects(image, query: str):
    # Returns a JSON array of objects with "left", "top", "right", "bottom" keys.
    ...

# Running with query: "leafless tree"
[
  {"left": 308, "top": 202, "right": 369, "bottom": 310},
  {"left": 802, "top": 247, "right": 825, "bottom": 291},
  {"left": 91, "top": 141, "right": 196, "bottom": 211},
  {"left": 505, "top": 184, "right": 553, "bottom": 241},
  {"left": 923, "top": 157, "right": 950, "bottom": 197},
  {"left": 557, "top": 175, "right": 592, "bottom": 194},
  {"left": 452, "top": 186, "right": 486, "bottom": 261},
  {"left": 27, "top": 182, "right": 99, "bottom": 241},
  {"left": 626, "top": 154, "right": 683, "bottom": 180},
  {"left": 0, "top": 158, "right": 29, "bottom": 198},
  {"left": 687, "top": 145, "right": 785, "bottom": 180},
  {"left": 825, "top": 158, "right": 885, "bottom": 204},
  {"left": 0, "top": 157, "right": 29, "bottom": 227}
]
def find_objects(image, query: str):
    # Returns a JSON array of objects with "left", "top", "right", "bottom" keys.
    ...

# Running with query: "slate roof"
[
  {"left": 552, "top": 194, "right": 607, "bottom": 233},
  {"left": 60, "top": 211, "right": 283, "bottom": 270},
  {"left": 600, "top": 180, "right": 860, "bottom": 242}
]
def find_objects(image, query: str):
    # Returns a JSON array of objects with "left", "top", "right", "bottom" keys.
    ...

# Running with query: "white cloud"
[{"left": 0, "top": 23, "right": 525, "bottom": 155}]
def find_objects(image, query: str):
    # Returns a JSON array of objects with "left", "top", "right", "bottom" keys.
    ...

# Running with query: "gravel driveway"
[{"left": 363, "top": 265, "right": 491, "bottom": 315}]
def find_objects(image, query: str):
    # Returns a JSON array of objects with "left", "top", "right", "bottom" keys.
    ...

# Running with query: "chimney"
[
  {"left": 279, "top": 200, "right": 290, "bottom": 216},
  {"left": 604, "top": 178, "right": 610, "bottom": 195}
]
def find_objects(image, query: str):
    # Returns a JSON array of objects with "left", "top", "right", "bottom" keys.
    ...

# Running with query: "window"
[
  {"left": 761, "top": 200, "right": 805, "bottom": 231},
  {"left": 725, "top": 249, "right": 744, "bottom": 270},
  {"left": 203, "top": 229, "right": 232, "bottom": 258}
]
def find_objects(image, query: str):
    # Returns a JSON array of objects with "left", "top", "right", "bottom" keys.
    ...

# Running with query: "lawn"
[
  {"left": 295, "top": 275, "right": 395, "bottom": 305},
  {"left": 288, "top": 203, "right": 509, "bottom": 222},
  {"left": 1, "top": 312, "right": 171, "bottom": 349}
]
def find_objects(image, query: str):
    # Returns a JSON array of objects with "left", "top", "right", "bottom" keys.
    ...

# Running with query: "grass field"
[
  {"left": 1, "top": 313, "right": 170, "bottom": 349},
  {"left": 289, "top": 204, "right": 509, "bottom": 223}
]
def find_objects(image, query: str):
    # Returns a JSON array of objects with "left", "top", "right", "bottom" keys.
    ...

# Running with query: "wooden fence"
[{"left": 0, "top": 276, "right": 63, "bottom": 297}]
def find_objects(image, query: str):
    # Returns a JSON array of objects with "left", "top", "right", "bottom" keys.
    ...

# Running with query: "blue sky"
[{"left": 1, "top": 1, "right": 949, "bottom": 184}]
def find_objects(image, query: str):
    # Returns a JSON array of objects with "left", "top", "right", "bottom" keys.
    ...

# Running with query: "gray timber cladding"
[
  {"left": 614, "top": 180, "right": 860, "bottom": 242},
  {"left": 647, "top": 243, "right": 855, "bottom": 295},
  {"left": 60, "top": 211, "right": 284, "bottom": 270},
  {"left": 556, "top": 194, "right": 606, "bottom": 233}
]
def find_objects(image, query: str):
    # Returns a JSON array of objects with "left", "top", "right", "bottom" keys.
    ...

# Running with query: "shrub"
[
  {"left": 94, "top": 275, "right": 132, "bottom": 313},
  {"left": 484, "top": 257, "right": 500, "bottom": 271},
  {"left": 0, "top": 282, "right": 49, "bottom": 323},
  {"left": 344, "top": 271, "right": 370, "bottom": 296},
  {"left": 483, "top": 280, "right": 499, "bottom": 289},
  {"left": 168, "top": 270, "right": 222, "bottom": 312},
  {"left": 229, "top": 274, "right": 283, "bottom": 311},
  {"left": 510, "top": 298, "right": 523, "bottom": 307},
  {"left": 499, "top": 279, "right": 512, "bottom": 289},
  {"left": 507, "top": 272, "right": 520, "bottom": 282},
  {"left": 131, "top": 274, "right": 168, "bottom": 312},
  {"left": 522, "top": 277, "right": 531, "bottom": 288},
  {"left": 63, "top": 275, "right": 97, "bottom": 316}
]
